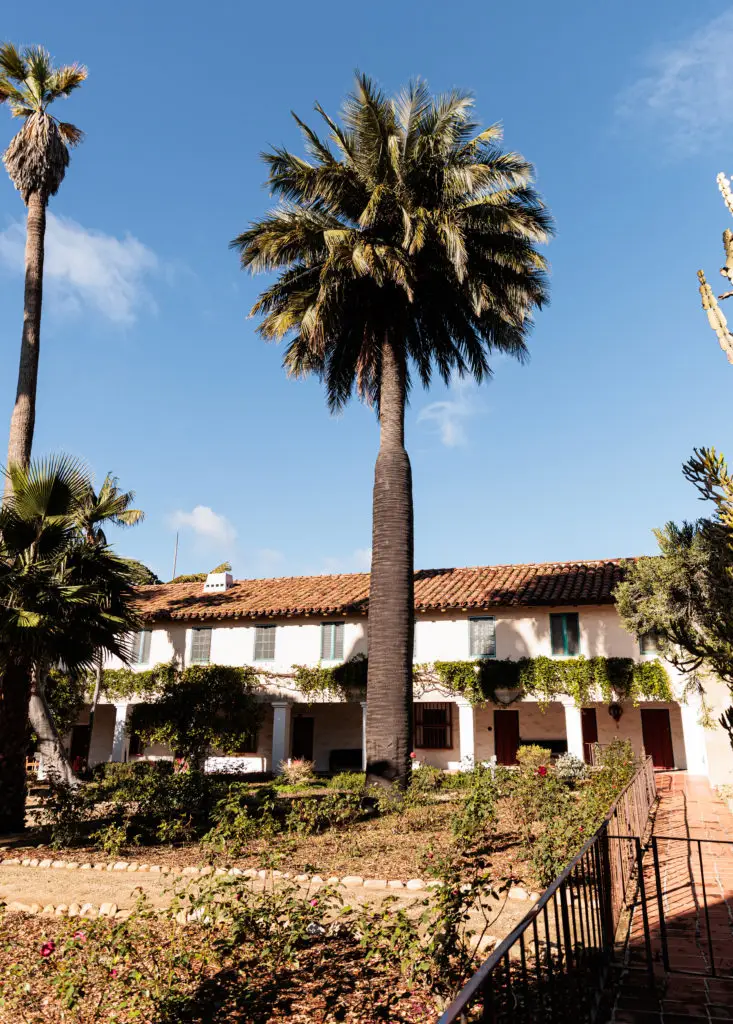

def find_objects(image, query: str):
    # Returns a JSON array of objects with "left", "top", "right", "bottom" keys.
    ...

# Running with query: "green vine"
[
  {"left": 431, "top": 656, "right": 672, "bottom": 708},
  {"left": 292, "top": 654, "right": 368, "bottom": 701},
  {"left": 99, "top": 661, "right": 178, "bottom": 700}
]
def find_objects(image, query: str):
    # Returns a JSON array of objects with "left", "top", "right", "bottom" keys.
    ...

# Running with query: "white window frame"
[
  {"left": 131, "top": 629, "right": 152, "bottom": 665},
  {"left": 254, "top": 624, "right": 277, "bottom": 662},
  {"left": 320, "top": 621, "right": 344, "bottom": 661},
  {"left": 189, "top": 627, "right": 212, "bottom": 665}
]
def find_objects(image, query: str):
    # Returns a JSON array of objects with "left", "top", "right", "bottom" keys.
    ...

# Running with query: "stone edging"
[{"left": 0, "top": 857, "right": 541, "bottom": 903}]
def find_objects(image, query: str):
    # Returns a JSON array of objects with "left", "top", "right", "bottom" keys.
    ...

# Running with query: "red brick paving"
[{"left": 611, "top": 772, "right": 733, "bottom": 1022}]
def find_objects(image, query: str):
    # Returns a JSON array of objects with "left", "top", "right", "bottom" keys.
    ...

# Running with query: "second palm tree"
[{"left": 233, "top": 75, "right": 552, "bottom": 788}]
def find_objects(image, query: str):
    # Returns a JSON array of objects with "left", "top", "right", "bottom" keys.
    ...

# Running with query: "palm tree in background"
[
  {"left": 232, "top": 75, "right": 552, "bottom": 789},
  {"left": 0, "top": 43, "right": 86, "bottom": 487},
  {"left": 74, "top": 474, "right": 144, "bottom": 766},
  {"left": 0, "top": 457, "right": 141, "bottom": 832}
]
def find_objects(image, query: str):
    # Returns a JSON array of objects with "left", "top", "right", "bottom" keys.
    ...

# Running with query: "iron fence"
[{"left": 438, "top": 757, "right": 657, "bottom": 1024}]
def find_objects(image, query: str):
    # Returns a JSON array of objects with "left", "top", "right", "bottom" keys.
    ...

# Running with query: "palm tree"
[
  {"left": 0, "top": 44, "right": 86, "bottom": 485},
  {"left": 74, "top": 474, "right": 144, "bottom": 766},
  {"left": 0, "top": 457, "right": 140, "bottom": 832},
  {"left": 232, "top": 75, "right": 552, "bottom": 789}
]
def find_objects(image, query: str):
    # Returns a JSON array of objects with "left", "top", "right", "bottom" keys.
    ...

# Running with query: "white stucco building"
[{"left": 68, "top": 559, "right": 733, "bottom": 786}]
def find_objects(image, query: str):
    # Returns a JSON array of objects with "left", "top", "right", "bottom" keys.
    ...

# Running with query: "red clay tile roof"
[{"left": 136, "top": 559, "right": 627, "bottom": 622}]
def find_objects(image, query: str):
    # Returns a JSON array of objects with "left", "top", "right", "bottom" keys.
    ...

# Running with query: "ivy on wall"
[
  {"left": 429, "top": 655, "right": 673, "bottom": 708},
  {"left": 292, "top": 654, "right": 368, "bottom": 701}
]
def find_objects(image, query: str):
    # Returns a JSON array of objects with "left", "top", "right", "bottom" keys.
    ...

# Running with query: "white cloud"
[
  {"left": 169, "top": 506, "right": 236, "bottom": 547},
  {"left": 0, "top": 213, "right": 159, "bottom": 323},
  {"left": 417, "top": 376, "right": 478, "bottom": 447},
  {"left": 322, "top": 548, "right": 372, "bottom": 574},
  {"left": 617, "top": 9, "right": 733, "bottom": 151}
]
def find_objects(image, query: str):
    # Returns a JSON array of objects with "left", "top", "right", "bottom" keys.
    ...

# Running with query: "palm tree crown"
[
  {"left": 75, "top": 473, "right": 145, "bottom": 547},
  {"left": 232, "top": 74, "right": 552, "bottom": 407},
  {"left": 0, "top": 42, "right": 86, "bottom": 202}
]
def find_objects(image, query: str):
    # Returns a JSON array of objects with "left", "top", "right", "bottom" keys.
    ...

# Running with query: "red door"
[
  {"left": 581, "top": 708, "right": 598, "bottom": 763},
  {"left": 641, "top": 709, "right": 675, "bottom": 768},
  {"left": 494, "top": 710, "right": 520, "bottom": 765}
]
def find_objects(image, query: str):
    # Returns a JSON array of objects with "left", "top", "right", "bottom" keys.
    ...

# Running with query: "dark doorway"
[
  {"left": 69, "top": 724, "right": 90, "bottom": 767},
  {"left": 581, "top": 708, "right": 599, "bottom": 763},
  {"left": 494, "top": 710, "right": 520, "bottom": 765},
  {"left": 291, "top": 716, "right": 314, "bottom": 762},
  {"left": 641, "top": 708, "right": 675, "bottom": 768}
]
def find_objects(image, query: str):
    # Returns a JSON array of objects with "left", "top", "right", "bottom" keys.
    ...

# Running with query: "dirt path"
[{"left": 0, "top": 862, "right": 534, "bottom": 942}]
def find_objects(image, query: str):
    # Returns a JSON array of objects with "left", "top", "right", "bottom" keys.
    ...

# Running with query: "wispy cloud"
[
  {"left": 169, "top": 506, "right": 236, "bottom": 547},
  {"left": 417, "top": 376, "right": 478, "bottom": 447},
  {"left": 322, "top": 548, "right": 372, "bottom": 574},
  {"left": 617, "top": 9, "right": 733, "bottom": 152},
  {"left": 0, "top": 213, "right": 160, "bottom": 322},
  {"left": 255, "top": 548, "right": 286, "bottom": 574}
]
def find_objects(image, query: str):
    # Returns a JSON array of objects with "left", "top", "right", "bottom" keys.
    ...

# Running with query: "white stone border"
[{"left": 0, "top": 855, "right": 540, "bottom": 901}]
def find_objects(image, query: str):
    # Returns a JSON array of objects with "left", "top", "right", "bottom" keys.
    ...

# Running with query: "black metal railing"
[{"left": 438, "top": 758, "right": 657, "bottom": 1024}]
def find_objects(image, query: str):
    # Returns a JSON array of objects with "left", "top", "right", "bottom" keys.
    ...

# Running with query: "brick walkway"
[{"left": 611, "top": 772, "right": 733, "bottom": 1022}]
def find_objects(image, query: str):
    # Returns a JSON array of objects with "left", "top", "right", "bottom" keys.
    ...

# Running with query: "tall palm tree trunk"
[
  {"left": 0, "top": 661, "right": 32, "bottom": 833},
  {"left": 4, "top": 190, "right": 46, "bottom": 494},
  {"left": 28, "top": 664, "right": 77, "bottom": 788},
  {"left": 365, "top": 339, "right": 414, "bottom": 790}
]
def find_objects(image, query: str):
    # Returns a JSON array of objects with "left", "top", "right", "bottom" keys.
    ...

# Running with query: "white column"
[
  {"left": 563, "top": 702, "right": 585, "bottom": 760},
  {"left": 271, "top": 701, "right": 292, "bottom": 774},
  {"left": 456, "top": 699, "right": 475, "bottom": 769},
  {"left": 360, "top": 701, "right": 367, "bottom": 771},
  {"left": 679, "top": 695, "right": 707, "bottom": 775},
  {"left": 111, "top": 703, "right": 129, "bottom": 762}
]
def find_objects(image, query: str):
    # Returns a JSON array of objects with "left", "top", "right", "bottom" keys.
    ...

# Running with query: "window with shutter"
[
  {"left": 190, "top": 628, "right": 212, "bottom": 664},
  {"left": 131, "top": 630, "right": 152, "bottom": 665},
  {"left": 320, "top": 622, "right": 344, "bottom": 660},
  {"left": 550, "top": 614, "right": 580, "bottom": 656},
  {"left": 254, "top": 625, "right": 276, "bottom": 661},
  {"left": 469, "top": 617, "right": 496, "bottom": 658},
  {"left": 414, "top": 703, "right": 452, "bottom": 749},
  {"left": 639, "top": 630, "right": 660, "bottom": 655}
]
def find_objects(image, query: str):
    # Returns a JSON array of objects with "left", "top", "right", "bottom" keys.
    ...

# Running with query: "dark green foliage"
[
  {"left": 128, "top": 664, "right": 262, "bottom": 766},
  {"left": 292, "top": 653, "right": 368, "bottom": 700},
  {"left": 432, "top": 655, "right": 672, "bottom": 706},
  {"left": 44, "top": 668, "right": 89, "bottom": 738}
]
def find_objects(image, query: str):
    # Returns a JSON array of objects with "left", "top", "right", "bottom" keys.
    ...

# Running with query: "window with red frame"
[{"left": 414, "top": 702, "right": 452, "bottom": 749}]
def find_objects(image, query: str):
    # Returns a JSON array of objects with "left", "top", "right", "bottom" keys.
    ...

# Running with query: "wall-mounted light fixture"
[{"left": 608, "top": 702, "right": 623, "bottom": 723}]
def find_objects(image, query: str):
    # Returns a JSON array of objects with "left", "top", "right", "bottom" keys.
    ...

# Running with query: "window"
[
  {"left": 254, "top": 625, "right": 276, "bottom": 661},
  {"left": 235, "top": 726, "right": 258, "bottom": 755},
  {"left": 131, "top": 629, "right": 151, "bottom": 665},
  {"left": 321, "top": 622, "right": 344, "bottom": 661},
  {"left": 639, "top": 630, "right": 661, "bottom": 655},
  {"left": 414, "top": 702, "right": 452, "bottom": 749},
  {"left": 550, "top": 613, "right": 580, "bottom": 656},
  {"left": 190, "top": 627, "right": 212, "bottom": 664},
  {"left": 469, "top": 617, "right": 496, "bottom": 658}
]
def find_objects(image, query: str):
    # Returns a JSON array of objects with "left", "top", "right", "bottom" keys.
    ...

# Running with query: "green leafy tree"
[
  {"left": 615, "top": 447, "right": 733, "bottom": 689},
  {"left": 0, "top": 456, "right": 141, "bottom": 832},
  {"left": 0, "top": 44, "right": 86, "bottom": 484},
  {"left": 233, "top": 74, "right": 551, "bottom": 788},
  {"left": 128, "top": 664, "right": 263, "bottom": 769},
  {"left": 170, "top": 561, "right": 232, "bottom": 584}
]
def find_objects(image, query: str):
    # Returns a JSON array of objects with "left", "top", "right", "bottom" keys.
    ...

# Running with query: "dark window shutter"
[
  {"left": 131, "top": 631, "right": 141, "bottom": 663},
  {"left": 333, "top": 622, "right": 344, "bottom": 660},
  {"left": 140, "top": 630, "right": 151, "bottom": 663},
  {"left": 550, "top": 614, "right": 565, "bottom": 655},
  {"left": 566, "top": 614, "right": 580, "bottom": 655}
]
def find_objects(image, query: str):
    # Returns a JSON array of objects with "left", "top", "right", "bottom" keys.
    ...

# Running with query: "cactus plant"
[{"left": 697, "top": 174, "right": 733, "bottom": 363}]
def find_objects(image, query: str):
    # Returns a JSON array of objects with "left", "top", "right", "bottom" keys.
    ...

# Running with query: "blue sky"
[{"left": 1, "top": 0, "right": 732, "bottom": 581}]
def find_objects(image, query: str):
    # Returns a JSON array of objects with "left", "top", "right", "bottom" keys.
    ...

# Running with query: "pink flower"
[
  {"left": 74, "top": 931, "right": 86, "bottom": 943},
  {"left": 536, "top": 765, "right": 548, "bottom": 778},
  {"left": 110, "top": 969, "right": 118, "bottom": 979},
  {"left": 579, "top": 826, "right": 584, "bottom": 832},
  {"left": 40, "top": 940, "right": 55, "bottom": 958},
  {"left": 410, "top": 752, "right": 416, "bottom": 759},
  {"left": 309, "top": 898, "right": 318, "bottom": 907}
]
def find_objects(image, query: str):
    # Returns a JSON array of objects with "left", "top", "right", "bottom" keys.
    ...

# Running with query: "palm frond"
[{"left": 0, "top": 42, "right": 27, "bottom": 82}]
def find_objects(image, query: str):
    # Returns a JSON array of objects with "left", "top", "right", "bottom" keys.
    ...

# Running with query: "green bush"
[{"left": 328, "top": 771, "right": 366, "bottom": 792}]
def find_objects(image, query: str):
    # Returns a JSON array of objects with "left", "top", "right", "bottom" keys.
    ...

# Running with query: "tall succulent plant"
[{"left": 697, "top": 173, "right": 733, "bottom": 364}]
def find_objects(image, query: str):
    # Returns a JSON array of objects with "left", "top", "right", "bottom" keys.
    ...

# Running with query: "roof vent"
[{"left": 203, "top": 572, "right": 234, "bottom": 593}]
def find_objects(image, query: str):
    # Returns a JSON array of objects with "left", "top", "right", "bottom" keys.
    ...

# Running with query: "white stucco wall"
[{"left": 89, "top": 600, "right": 724, "bottom": 780}]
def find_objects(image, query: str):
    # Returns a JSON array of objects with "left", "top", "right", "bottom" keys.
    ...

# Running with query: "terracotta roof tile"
[{"left": 136, "top": 559, "right": 627, "bottom": 623}]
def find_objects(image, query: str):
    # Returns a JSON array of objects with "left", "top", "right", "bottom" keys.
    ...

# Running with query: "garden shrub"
[
  {"left": 516, "top": 744, "right": 551, "bottom": 772},
  {"left": 276, "top": 758, "right": 316, "bottom": 787},
  {"left": 450, "top": 762, "right": 499, "bottom": 848},
  {"left": 328, "top": 771, "right": 366, "bottom": 791},
  {"left": 408, "top": 764, "right": 445, "bottom": 798},
  {"left": 554, "top": 752, "right": 589, "bottom": 784}
]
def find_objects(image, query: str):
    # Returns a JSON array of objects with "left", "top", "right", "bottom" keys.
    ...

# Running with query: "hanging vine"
[{"left": 428, "top": 655, "right": 672, "bottom": 708}]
